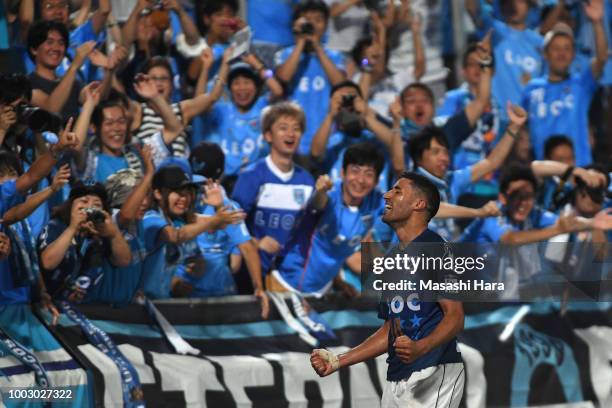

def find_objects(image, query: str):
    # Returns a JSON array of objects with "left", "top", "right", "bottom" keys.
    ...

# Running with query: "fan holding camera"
[
  {"left": 310, "top": 80, "right": 397, "bottom": 183},
  {"left": 37, "top": 182, "right": 132, "bottom": 303},
  {"left": 275, "top": 1, "right": 346, "bottom": 157}
]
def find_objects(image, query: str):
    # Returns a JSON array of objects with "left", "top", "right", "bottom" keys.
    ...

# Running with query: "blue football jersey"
[
  {"left": 521, "top": 67, "right": 597, "bottom": 166},
  {"left": 231, "top": 156, "right": 315, "bottom": 272},
  {"left": 378, "top": 228, "right": 462, "bottom": 381},
  {"left": 278, "top": 181, "right": 383, "bottom": 294}
]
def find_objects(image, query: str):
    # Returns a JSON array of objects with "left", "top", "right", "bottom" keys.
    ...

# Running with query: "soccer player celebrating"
[{"left": 310, "top": 172, "right": 465, "bottom": 407}]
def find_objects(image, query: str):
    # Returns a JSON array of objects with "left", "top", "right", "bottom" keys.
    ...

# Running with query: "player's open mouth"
[
  {"left": 283, "top": 139, "right": 296, "bottom": 147},
  {"left": 384, "top": 203, "right": 392, "bottom": 213}
]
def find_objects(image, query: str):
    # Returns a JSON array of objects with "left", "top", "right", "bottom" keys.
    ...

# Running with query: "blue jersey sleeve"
[
  {"left": 533, "top": 210, "right": 558, "bottom": 229},
  {"left": 442, "top": 110, "right": 473, "bottom": 152},
  {"left": 482, "top": 216, "right": 513, "bottom": 242},
  {"left": 231, "top": 171, "right": 259, "bottom": 215},
  {"left": 329, "top": 49, "right": 346, "bottom": 72},
  {"left": 142, "top": 211, "right": 169, "bottom": 251},
  {"left": 0, "top": 180, "right": 21, "bottom": 217},
  {"left": 274, "top": 47, "right": 291, "bottom": 67},
  {"left": 69, "top": 19, "right": 97, "bottom": 46},
  {"left": 37, "top": 219, "right": 66, "bottom": 253},
  {"left": 449, "top": 165, "right": 474, "bottom": 203},
  {"left": 579, "top": 64, "right": 598, "bottom": 97}
]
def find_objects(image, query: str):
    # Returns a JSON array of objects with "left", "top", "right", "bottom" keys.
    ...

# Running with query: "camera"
[
  {"left": 299, "top": 22, "right": 315, "bottom": 35},
  {"left": 15, "top": 103, "right": 62, "bottom": 133},
  {"left": 341, "top": 94, "right": 356, "bottom": 109},
  {"left": 84, "top": 208, "right": 106, "bottom": 224}
]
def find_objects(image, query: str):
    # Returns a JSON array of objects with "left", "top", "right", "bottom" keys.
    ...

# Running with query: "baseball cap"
[
  {"left": 189, "top": 142, "right": 225, "bottom": 180},
  {"left": 105, "top": 169, "right": 142, "bottom": 208},
  {"left": 152, "top": 166, "right": 204, "bottom": 191},
  {"left": 543, "top": 22, "right": 574, "bottom": 50},
  {"left": 228, "top": 62, "right": 262, "bottom": 87}
]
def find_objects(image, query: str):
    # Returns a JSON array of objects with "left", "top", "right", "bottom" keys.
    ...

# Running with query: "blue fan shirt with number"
[
  {"left": 231, "top": 156, "right": 314, "bottom": 272},
  {"left": 521, "top": 67, "right": 597, "bottom": 166},
  {"left": 278, "top": 181, "right": 383, "bottom": 294},
  {"left": 274, "top": 46, "right": 346, "bottom": 155},
  {"left": 378, "top": 228, "right": 462, "bottom": 381}
]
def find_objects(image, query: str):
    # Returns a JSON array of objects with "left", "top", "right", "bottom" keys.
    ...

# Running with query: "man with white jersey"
[{"left": 231, "top": 102, "right": 315, "bottom": 279}]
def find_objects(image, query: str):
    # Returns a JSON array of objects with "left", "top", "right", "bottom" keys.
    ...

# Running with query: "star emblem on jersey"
[{"left": 410, "top": 314, "right": 422, "bottom": 328}]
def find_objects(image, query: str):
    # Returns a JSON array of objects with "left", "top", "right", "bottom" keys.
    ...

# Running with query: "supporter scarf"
[
  {"left": 0, "top": 325, "right": 50, "bottom": 387},
  {"left": 415, "top": 167, "right": 449, "bottom": 202},
  {"left": 59, "top": 239, "right": 105, "bottom": 303},
  {"left": 6, "top": 220, "right": 39, "bottom": 287},
  {"left": 399, "top": 119, "right": 423, "bottom": 141},
  {"left": 57, "top": 301, "right": 145, "bottom": 408}
]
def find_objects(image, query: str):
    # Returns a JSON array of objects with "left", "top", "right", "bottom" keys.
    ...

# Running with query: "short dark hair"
[
  {"left": 27, "top": 20, "right": 69, "bottom": 60},
  {"left": 0, "top": 74, "right": 32, "bottom": 104},
  {"left": 400, "top": 83, "right": 434, "bottom": 105},
  {"left": 330, "top": 80, "right": 362, "bottom": 97},
  {"left": 0, "top": 151, "right": 24, "bottom": 177},
  {"left": 409, "top": 126, "right": 449, "bottom": 168},
  {"left": 342, "top": 142, "right": 385, "bottom": 177},
  {"left": 292, "top": 0, "right": 330, "bottom": 23},
  {"left": 196, "top": 0, "right": 239, "bottom": 35},
  {"left": 462, "top": 43, "right": 496, "bottom": 69},
  {"left": 499, "top": 164, "right": 538, "bottom": 194},
  {"left": 140, "top": 56, "right": 173, "bottom": 77},
  {"left": 398, "top": 171, "right": 441, "bottom": 222},
  {"left": 543, "top": 135, "right": 574, "bottom": 159}
]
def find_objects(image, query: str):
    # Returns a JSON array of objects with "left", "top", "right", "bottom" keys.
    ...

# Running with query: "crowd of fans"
[{"left": 0, "top": 0, "right": 611, "bottom": 324}]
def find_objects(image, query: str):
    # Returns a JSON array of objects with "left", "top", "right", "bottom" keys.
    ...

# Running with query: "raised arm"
[
  {"left": 116, "top": 146, "right": 154, "bottom": 229},
  {"left": 313, "top": 42, "right": 345, "bottom": 85},
  {"left": 242, "top": 53, "right": 284, "bottom": 99},
  {"left": 16, "top": 119, "right": 77, "bottom": 195},
  {"left": 160, "top": 207, "right": 246, "bottom": 244},
  {"left": 133, "top": 74, "right": 184, "bottom": 144},
  {"left": 329, "top": 0, "right": 361, "bottom": 18},
  {"left": 275, "top": 36, "right": 307, "bottom": 83},
  {"left": 31, "top": 41, "right": 96, "bottom": 114},
  {"left": 121, "top": 0, "right": 149, "bottom": 48},
  {"left": 311, "top": 175, "right": 333, "bottom": 211},
  {"left": 410, "top": 15, "right": 425, "bottom": 81},
  {"left": 164, "top": 0, "right": 200, "bottom": 45},
  {"left": 435, "top": 200, "right": 500, "bottom": 219},
  {"left": 2, "top": 166, "right": 70, "bottom": 225},
  {"left": 90, "top": 0, "right": 112, "bottom": 34},
  {"left": 18, "top": 0, "right": 34, "bottom": 42},
  {"left": 464, "top": 30, "right": 492, "bottom": 128},
  {"left": 194, "top": 48, "right": 214, "bottom": 96},
  {"left": 181, "top": 49, "right": 231, "bottom": 123},
  {"left": 584, "top": 0, "right": 608, "bottom": 78},
  {"left": 470, "top": 103, "right": 526, "bottom": 182},
  {"left": 310, "top": 94, "right": 340, "bottom": 160}
]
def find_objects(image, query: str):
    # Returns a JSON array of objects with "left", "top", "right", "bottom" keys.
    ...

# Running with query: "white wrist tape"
[{"left": 316, "top": 349, "right": 339, "bottom": 371}]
